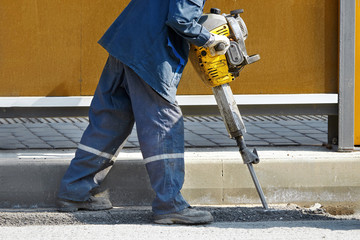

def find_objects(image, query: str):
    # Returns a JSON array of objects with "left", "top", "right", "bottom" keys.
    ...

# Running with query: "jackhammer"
[{"left": 190, "top": 8, "right": 268, "bottom": 209}]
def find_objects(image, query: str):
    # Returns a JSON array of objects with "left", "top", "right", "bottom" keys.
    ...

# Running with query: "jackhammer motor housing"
[{"left": 190, "top": 8, "right": 260, "bottom": 87}]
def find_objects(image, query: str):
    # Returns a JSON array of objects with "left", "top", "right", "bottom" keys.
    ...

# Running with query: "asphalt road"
[
  {"left": 0, "top": 205, "right": 359, "bottom": 239},
  {"left": 1, "top": 220, "right": 359, "bottom": 240}
]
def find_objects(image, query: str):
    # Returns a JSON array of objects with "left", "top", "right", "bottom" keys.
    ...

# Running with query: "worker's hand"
[{"left": 206, "top": 34, "right": 230, "bottom": 56}]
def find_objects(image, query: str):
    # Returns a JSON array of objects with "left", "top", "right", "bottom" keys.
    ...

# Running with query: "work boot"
[
  {"left": 56, "top": 196, "right": 112, "bottom": 212},
  {"left": 154, "top": 207, "right": 214, "bottom": 225}
]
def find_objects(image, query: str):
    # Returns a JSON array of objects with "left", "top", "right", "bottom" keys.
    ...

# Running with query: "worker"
[{"left": 56, "top": 0, "right": 230, "bottom": 225}]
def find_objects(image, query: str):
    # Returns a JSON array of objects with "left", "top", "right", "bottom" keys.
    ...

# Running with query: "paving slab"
[{"left": 0, "top": 115, "right": 329, "bottom": 149}]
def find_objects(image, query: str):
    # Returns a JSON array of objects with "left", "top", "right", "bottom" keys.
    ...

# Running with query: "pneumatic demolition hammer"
[{"left": 190, "top": 8, "right": 268, "bottom": 209}]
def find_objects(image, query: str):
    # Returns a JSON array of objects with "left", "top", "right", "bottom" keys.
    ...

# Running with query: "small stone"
[{"left": 309, "top": 203, "right": 322, "bottom": 211}]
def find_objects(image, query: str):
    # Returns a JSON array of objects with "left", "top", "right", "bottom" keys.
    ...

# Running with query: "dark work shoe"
[
  {"left": 154, "top": 207, "right": 214, "bottom": 225},
  {"left": 56, "top": 196, "right": 112, "bottom": 212}
]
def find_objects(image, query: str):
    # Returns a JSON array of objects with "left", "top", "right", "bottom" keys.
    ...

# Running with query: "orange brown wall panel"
[{"left": 0, "top": 0, "right": 339, "bottom": 97}]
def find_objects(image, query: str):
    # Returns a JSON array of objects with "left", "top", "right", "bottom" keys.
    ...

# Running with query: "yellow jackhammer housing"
[{"left": 190, "top": 8, "right": 260, "bottom": 87}]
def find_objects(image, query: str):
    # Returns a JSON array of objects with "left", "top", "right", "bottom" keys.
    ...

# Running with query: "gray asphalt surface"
[
  {"left": 1, "top": 220, "right": 359, "bottom": 240},
  {"left": 1, "top": 205, "right": 359, "bottom": 239}
]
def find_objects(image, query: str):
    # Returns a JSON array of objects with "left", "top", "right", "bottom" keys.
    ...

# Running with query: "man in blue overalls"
[{"left": 56, "top": 0, "right": 229, "bottom": 225}]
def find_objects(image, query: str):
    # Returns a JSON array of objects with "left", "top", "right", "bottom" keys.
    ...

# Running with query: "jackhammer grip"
[
  {"left": 246, "top": 54, "right": 260, "bottom": 64},
  {"left": 215, "top": 42, "right": 226, "bottom": 52}
]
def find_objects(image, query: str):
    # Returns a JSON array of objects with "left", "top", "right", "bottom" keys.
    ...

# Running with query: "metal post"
[{"left": 339, "top": 0, "right": 356, "bottom": 151}]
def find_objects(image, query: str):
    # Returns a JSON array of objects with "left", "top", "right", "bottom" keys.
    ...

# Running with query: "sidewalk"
[
  {"left": 1, "top": 115, "right": 359, "bottom": 210},
  {"left": 0, "top": 115, "right": 328, "bottom": 149}
]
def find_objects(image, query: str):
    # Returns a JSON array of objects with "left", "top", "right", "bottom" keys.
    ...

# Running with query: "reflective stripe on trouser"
[{"left": 58, "top": 55, "right": 189, "bottom": 215}]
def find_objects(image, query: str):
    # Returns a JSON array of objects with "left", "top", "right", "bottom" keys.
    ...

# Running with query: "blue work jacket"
[{"left": 98, "top": 0, "right": 210, "bottom": 103}]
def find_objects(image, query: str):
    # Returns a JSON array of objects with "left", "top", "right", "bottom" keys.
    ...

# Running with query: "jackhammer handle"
[{"left": 214, "top": 42, "right": 226, "bottom": 51}]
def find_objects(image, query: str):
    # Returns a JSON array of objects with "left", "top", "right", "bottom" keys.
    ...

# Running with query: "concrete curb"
[{"left": 0, "top": 146, "right": 359, "bottom": 208}]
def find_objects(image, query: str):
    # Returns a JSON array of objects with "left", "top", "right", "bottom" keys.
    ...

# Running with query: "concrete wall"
[{"left": 0, "top": 0, "right": 338, "bottom": 97}]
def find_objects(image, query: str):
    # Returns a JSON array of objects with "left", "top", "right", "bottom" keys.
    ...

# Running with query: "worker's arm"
[
  {"left": 166, "top": 0, "right": 210, "bottom": 46},
  {"left": 166, "top": 0, "right": 229, "bottom": 55}
]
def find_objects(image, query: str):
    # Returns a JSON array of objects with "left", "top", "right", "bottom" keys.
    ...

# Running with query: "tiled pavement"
[
  {"left": 0, "top": 116, "right": 327, "bottom": 149},
  {"left": 0, "top": 115, "right": 328, "bottom": 150}
]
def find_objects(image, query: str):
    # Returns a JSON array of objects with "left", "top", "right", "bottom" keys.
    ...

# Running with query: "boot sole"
[
  {"left": 56, "top": 199, "right": 113, "bottom": 212},
  {"left": 154, "top": 215, "right": 214, "bottom": 225},
  {"left": 58, "top": 205, "right": 112, "bottom": 212}
]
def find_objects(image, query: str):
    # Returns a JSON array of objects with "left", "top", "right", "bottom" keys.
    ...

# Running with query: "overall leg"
[
  {"left": 121, "top": 64, "right": 188, "bottom": 215},
  {"left": 122, "top": 64, "right": 213, "bottom": 224},
  {"left": 58, "top": 56, "right": 134, "bottom": 203}
]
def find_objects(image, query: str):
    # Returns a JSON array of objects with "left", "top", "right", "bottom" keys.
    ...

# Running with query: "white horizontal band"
[
  {"left": 176, "top": 94, "right": 339, "bottom": 106},
  {"left": 0, "top": 96, "right": 93, "bottom": 107},
  {"left": 0, "top": 94, "right": 338, "bottom": 107},
  {"left": 78, "top": 144, "right": 115, "bottom": 161},
  {"left": 144, "top": 153, "right": 184, "bottom": 164}
]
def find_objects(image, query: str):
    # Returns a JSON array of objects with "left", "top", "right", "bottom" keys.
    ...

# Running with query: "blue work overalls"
[{"left": 58, "top": 0, "right": 210, "bottom": 215}]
